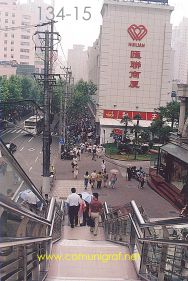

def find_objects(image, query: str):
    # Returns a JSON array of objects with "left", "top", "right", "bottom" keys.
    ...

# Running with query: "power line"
[{"left": 0, "top": 21, "right": 52, "bottom": 32}]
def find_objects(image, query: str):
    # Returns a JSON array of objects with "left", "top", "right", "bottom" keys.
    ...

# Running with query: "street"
[{"left": 1, "top": 123, "right": 59, "bottom": 189}]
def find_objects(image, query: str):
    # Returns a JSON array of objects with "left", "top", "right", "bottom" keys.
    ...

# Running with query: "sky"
[{"left": 21, "top": 0, "right": 188, "bottom": 59}]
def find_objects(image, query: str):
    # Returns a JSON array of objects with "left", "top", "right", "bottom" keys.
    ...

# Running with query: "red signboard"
[
  {"left": 113, "top": 128, "right": 123, "bottom": 135},
  {"left": 103, "top": 110, "right": 158, "bottom": 121}
]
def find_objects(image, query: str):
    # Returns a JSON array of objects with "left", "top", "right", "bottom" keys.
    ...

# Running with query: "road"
[{"left": 1, "top": 123, "right": 59, "bottom": 190}]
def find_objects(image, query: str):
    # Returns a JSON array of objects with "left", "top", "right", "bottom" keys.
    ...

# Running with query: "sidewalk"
[{"left": 53, "top": 151, "right": 179, "bottom": 219}]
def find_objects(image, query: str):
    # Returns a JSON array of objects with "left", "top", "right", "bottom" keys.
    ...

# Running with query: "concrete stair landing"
[{"left": 47, "top": 238, "right": 140, "bottom": 281}]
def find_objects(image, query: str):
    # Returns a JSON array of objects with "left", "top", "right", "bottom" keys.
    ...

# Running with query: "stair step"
[{"left": 46, "top": 277, "right": 138, "bottom": 281}]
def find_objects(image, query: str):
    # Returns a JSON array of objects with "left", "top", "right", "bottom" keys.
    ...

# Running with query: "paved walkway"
[
  {"left": 51, "top": 180, "right": 92, "bottom": 200},
  {"left": 53, "top": 151, "right": 179, "bottom": 219}
]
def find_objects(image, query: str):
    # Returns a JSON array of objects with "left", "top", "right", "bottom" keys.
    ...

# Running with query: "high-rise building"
[
  {"left": 68, "top": 45, "right": 88, "bottom": 83},
  {"left": 172, "top": 18, "right": 188, "bottom": 84},
  {"left": 88, "top": 0, "right": 173, "bottom": 142},
  {"left": 0, "top": 0, "right": 48, "bottom": 76}
]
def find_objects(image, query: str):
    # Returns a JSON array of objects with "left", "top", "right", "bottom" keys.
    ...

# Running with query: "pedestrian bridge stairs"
[{"left": 46, "top": 226, "right": 140, "bottom": 281}]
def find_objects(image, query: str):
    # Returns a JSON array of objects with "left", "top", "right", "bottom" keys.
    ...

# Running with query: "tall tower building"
[
  {"left": 89, "top": 0, "right": 173, "bottom": 129},
  {"left": 68, "top": 45, "right": 88, "bottom": 83},
  {"left": 0, "top": 0, "right": 48, "bottom": 76},
  {"left": 172, "top": 18, "right": 188, "bottom": 84}
]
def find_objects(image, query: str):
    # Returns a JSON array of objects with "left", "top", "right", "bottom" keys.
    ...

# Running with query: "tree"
[
  {"left": 74, "top": 79, "right": 97, "bottom": 96},
  {"left": 8, "top": 75, "right": 22, "bottom": 101},
  {"left": 120, "top": 114, "right": 132, "bottom": 138},
  {"left": 156, "top": 101, "right": 179, "bottom": 129}
]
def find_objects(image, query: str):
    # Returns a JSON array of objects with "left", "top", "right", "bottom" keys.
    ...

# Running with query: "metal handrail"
[
  {"left": 0, "top": 237, "right": 51, "bottom": 248},
  {"left": 0, "top": 139, "right": 45, "bottom": 204},
  {"left": 0, "top": 195, "right": 51, "bottom": 226},
  {"left": 130, "top": 200, "right": 188, "bottom": 228}
]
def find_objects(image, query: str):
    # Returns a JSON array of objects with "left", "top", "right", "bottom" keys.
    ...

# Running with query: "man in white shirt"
[{"left": 66, "top": 188, "right": 81, "bottom": 228}]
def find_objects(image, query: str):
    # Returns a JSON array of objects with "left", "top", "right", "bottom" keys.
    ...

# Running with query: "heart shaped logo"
[{"left": 128, "top": 24, "right": 148, "bottom": 41}]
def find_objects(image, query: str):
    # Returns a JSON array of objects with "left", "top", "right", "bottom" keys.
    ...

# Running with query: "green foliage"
[
  {"left": 67, "top": 80, "right": 97, "bottom": 121},
  {"left": 156, "top": 101, "right": 180, "bottom": 128},
  {"left": 74, "top": 79, "right": 97, "bottom": 96},
  {"left": 0, "top": 75, "right": 41, "bottom": 103},
  {"left": 149, "top": 101, "right": 179, "bottom": 143}
]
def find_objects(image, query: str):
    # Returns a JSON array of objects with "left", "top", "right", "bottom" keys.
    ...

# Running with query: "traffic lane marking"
[
  {"left": 28, "top": 148, "right": 35, "bottom": 152},
  {"left": 35, "top": 156, "right": 39, "bottom": 162},
  {"left": 1, "top": 129, "right": 12, "bottom": 136},
  {"left": 29, "top": 166, "right": 32, "bottom": 172},
  {"left": 20, "top": 147, "right": 24, "bottom": 151},
  {"left": 28, "top": 137, "right": 34, "bottom": 142}
]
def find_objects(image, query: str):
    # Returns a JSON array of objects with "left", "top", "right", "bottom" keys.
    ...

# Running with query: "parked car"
[{"left": 5, "top": 142, "right": 17, "bottom": 154}]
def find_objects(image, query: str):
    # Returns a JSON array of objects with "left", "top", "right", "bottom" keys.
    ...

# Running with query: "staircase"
[
  {"left": 148, "top": 170, "right": 183, "bottom": 210},
  {"left": 46, "top": 226, "right": 140, "bottom": 281}
]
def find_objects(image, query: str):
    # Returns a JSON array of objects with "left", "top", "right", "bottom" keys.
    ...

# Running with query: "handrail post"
[{"left": 130, "top": 200, "right": 145, "bottom": 225}]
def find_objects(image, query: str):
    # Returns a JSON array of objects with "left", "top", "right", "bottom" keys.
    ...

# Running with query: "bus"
[{"left": 24, "top": 115, "right": 44, "bottom": 135}]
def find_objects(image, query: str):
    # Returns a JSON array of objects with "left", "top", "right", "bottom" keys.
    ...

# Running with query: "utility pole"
[
  {"left": 43, "top": 30, "right": 50, "bottom": 193},
  {"left": 59, "top": 67, "right": 72, "bottom": 149},
  {"left": 33, "top": 22, "right": 60, "bottom": 195}
]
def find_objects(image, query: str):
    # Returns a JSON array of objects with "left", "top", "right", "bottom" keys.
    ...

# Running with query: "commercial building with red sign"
[{"left": 88, "top": 0, "right": 174, "bottom": 143}]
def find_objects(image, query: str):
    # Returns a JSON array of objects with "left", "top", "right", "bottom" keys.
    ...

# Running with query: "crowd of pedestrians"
[{"left": 66, "top": 188, "right": 103, "bottom": 236}]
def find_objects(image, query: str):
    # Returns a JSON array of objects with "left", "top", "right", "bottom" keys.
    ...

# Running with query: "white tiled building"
[
  {"left": 172, "top": 18, "right": 188, "bottom": 84},
  {"left": 88, "top": 0, "right": 174, "bottom": 143}
]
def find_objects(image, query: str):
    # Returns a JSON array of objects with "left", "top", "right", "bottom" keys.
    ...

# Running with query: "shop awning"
[{"left": 161, "top": 143, "right": 188, "bottom": 164}]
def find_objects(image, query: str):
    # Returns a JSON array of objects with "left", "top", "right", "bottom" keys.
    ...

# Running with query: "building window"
[
  {"left": 4, "top": 33, "right": 7, "bottom": 37},
  {"left": 20, "top": 62, "right": 29, "bottom": 65},
  {"left": 22, "top": 15, "right": 31, "bottom": 20},
  {"left": 5, "top": 19, "right": 8, "bottom": 23},
  {"left": 5, "top": 12, "right": 8, "bottom": 16},
  {"left": 20, "top": 49, "right": 29, "bottom": 53},
  {"left": 4, "top": 54, "right": 7, "bottom": 58},
  {"left": 12, "top": 20, "right": 15, "bottom": 24},
  {"left": 4, "top": 40, "right": 7, "bottom": 44},
  {"left": 21, "top": 35, "right": 30, "bottom": 40},
  {"left": 11, "top": 34, "right": 14, "bottom": 38},
  {"left": 4, "top": 47, "right": 7, "bottom": 51},
  {"left": 21, "top": 42, "right": 30, "bottom": 46},
  {"left": 12, "top": 13, "right": 15, "bottom": 17},
  {"left": 11, "top": 48, "right": 14, "bottom": 52},
  {"left": 20, "top": 55, "right": 29, "bottom": 59},
  {"left": 11, "top": 54, "right": 14, "bottom": 58},
  {"left": 11, "top": 41, "right": 14, "bottom": 45}
]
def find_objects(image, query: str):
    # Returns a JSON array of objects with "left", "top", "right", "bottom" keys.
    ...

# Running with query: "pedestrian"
[
  {"left": 138, "top": 174, "right": 145, "bottom": 189},
  {"left": 90, "top": 170, "right": 97, "bottom": 188},
  {"left": 78, "top": 194, "right": 86, "bottom": 226},
  {"left": 127, "top": 165, "right": 132, "bottom": 181},
  {"left": 180, "top": 183, "right": 188, "bottom": 217},
  {"left": 101, "top": 160, "right": 106, "bottom": 173},
  {"left": 103, "top": 170, "right": 108, "bottom": 188},
  {"left": 73, "top": 164, "right": 79, "bottom": 179},
  {"left": 92, "top": 145, "right": 97, "bottom": 161},
  {"left": 77, "top": 149, "right": 81, "bottom": 161},
  {"left": 109, "top": 173, "right": 117, "bottom": 189},
  {"left": 84, "top": 171, "right": 90, "bottom": 190},
  {"left": 66, "top": 188, "right": 81, "bottom": 228},
  {"left": 89, "top": 193, "right": 103, "bottom": 236},
  {"left": 81, "top": 201, "right": 89, "bottom": 226},
  {"left": 96, "top": 171, "right": 103, "bottom": 189}
]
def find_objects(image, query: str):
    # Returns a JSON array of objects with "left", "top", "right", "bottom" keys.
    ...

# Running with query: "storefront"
[{"left": 158, "top": 143, "right": 188, "bottom": 191}]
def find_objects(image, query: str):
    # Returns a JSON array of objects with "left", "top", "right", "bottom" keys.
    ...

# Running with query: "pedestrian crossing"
[{"left": 1, "top": 128, "right": 27, "bottom": 136}]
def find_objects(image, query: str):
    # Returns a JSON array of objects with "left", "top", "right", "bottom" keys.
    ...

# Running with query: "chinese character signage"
[
  {"left": 127, "top": 24, "right": 148, "bottom": 89},
  {"left": 103, "top": 110, "right": 158, "bottom": 121}
]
